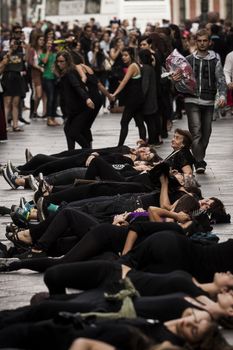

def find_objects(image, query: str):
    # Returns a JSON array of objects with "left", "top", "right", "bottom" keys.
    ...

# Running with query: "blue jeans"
[
  {"left": 42, "top": 78, "right": 57, "bottom": 117},
  {"left": 185, "top": 103, "right": 214, "bottom": 163}
]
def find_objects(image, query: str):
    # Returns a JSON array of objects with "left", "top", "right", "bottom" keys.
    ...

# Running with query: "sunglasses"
[{"left": 57, "top": 59, "right": 66, "bottom": 63}]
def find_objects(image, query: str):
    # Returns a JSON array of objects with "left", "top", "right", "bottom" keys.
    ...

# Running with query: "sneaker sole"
[
  {"left": 196, "top": 168, "right": 206, "bottom": 174},
  {"left": 3, "top": 168, "right": 17, "bottom": 189},
  {"left": 28, "top": 175, "right": 39, "bottom": 191}
]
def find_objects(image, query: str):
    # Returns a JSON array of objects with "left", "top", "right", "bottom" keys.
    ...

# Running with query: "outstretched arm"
[{"left": 159, "top": 175, "right": 173, "bottom": 210}]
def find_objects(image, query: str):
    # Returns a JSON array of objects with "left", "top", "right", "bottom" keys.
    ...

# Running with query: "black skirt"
[{"left": 2, "top": 71, "right": 26, "bottom": 97}]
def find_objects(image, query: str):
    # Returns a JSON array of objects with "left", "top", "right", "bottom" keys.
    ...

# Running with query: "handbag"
[{"left": 103, "top": 57, "right": 113, "bottom": 71}]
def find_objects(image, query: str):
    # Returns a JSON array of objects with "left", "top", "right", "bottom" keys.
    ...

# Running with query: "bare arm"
[
  {"left": 69, "top": 338, "right": 116, "bottom": 350},
  {"left": 109, "top": 47, "right": 121, "bottom": 61},
  {"left": 121, "top": 230, "right": 138, "bottom": 255},
  {"left": 0, "top": 54, "right": 10, "bottom": 74},
  {"left": 112, "top": 63, "right": 139, "bottom": 97},
  {"left": 159, "top": 175, "right": 173, "bottom": 210},
  {"left": 148, "top": 206, "right": 190, "bottom": 223},
  {"left": 97, "top": 80, "right": 113, "bottom": 100}
]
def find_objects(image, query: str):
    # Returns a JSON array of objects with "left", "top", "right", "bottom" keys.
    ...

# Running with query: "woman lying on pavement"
[
  {"left": 2, "top": 220, "right": 185, "bottom": 265},
  {"left": 3, "top": 143, "right": 157, "bottom": 180},
  {"left": 2, "top": 127, "right": 195, "bottom": 190},
  {"left": 3, "top": 147, "right": 158, "bottom": 189},
  {"left": 0, "top": 309, "right": 218, "bottom": 350},
  {"left": 1, "top": 271, "right": 233, "bottom": 331}
]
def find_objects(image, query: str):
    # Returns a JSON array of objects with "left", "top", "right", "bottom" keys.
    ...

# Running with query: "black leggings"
[
  {"left": 118, "top": 107, "right": 146, "bottom": 146},
  {"left": 64, "top": 111, "right": 92, "bottom": 150},
  {"left": 0, "top": 291, "right": 193, "bottom": 330},
  {"left": 9, "top": 223, "right": 182, "bottom": 274},
  {"left": 18, "top": 153, "right": 89, "bottom": 176},
  {"left": 31, "top": 207, "right": 99, "bottom": 252},
  {"left": 47, "top": 181, "right": 147, "bottom": 205},
  {"left": 44, "top": 261, "right": 202, "bottom": 297},
  {"left": 143, "top": 113, "right": 161, "bottom": 144}
]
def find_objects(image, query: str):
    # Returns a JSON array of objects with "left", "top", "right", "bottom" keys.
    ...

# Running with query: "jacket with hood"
[{"left": 185, "top": 50, "right": 227, "bottom": 105}]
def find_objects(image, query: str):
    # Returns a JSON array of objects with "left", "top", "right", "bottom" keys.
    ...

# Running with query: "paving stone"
[{"left": 0, "top": 107, "right": 233, "bottom": 344}]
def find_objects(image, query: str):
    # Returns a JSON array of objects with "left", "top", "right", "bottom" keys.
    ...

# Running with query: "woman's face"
[
  {"left": 217, "top": 289, "right": 233, "bottom": 314},
  {"left": 103, "top": 32, "right": 110, "bottom": 42},
  {"left": 56, "top": 55, "right": 67, "bottom": 70},
  {"left": 171, "top": 132, "right": 184, "bottom": 150},
  {"left": 116, "top": 39, "right": 123, "bottom": 48},
  {"left": 176, "top": 310, "right": 212, "bottom": 343},
  {"left": 122, "top": 51, "right": 131, "bottom": 64},
  {"left": 38, "top": 36, "right": 45, "bottom": 47},
  {"left": 199, "top": 198, "right": 214, "bottom": 211},
  {"left": 214, "top": 271, "right": 233, "bottom": 291},
  {"left": 139, "top": 40, "right": 150, "bottom": 50}
]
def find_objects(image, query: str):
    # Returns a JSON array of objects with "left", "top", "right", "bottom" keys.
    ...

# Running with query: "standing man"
[{"left": 184, "top": 29, "right": 227, "bottom": 174}]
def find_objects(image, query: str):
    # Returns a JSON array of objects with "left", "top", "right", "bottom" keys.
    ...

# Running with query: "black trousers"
[
  {"left": 64, "top": 111, "right": 93, "bottom": 150},
  {"left": 18, "top": 153, "right": 89, "bottom": 176},
  {"left": 31, "top": 207, "right": 99, "bottom": 252},
  {"left": 118, "top": 107, "right": 146, "bottom": 146}
]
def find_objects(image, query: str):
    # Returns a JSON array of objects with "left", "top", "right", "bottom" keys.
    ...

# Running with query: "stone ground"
[{"left": 0, "top": 104, "right": 233, "bottom": 343}]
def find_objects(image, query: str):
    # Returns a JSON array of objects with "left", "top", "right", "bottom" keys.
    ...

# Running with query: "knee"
[{"left": 44, "top": 265, "right": 60, "bottom": 290}]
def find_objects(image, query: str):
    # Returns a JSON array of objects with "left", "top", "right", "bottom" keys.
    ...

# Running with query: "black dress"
[{"left": 1, "top": 51, "right": 26, "bottom": 97}]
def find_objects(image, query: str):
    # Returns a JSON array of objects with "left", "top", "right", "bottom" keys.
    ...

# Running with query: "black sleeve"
[
  {"left": 129, "top": 221, "right": 184, "bottom": 237},
  {"left": 173, "top": 148, "right": 195, "bottom": 170},
  {"left": 66, "top": 71, "right": 90, "bottom": 101}
]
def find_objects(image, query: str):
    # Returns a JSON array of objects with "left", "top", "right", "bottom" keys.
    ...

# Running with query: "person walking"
[
  {"left": 184, "top": 29, "right": 227, "bottom": 174},
  {"left": 54, "top": 51, "right": 95, "bottom": 149}
]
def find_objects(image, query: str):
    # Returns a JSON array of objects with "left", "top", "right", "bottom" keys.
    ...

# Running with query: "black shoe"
[
  {"left": 19, "top": 197, "right": 27, "bottom": 208},
  {"left": 0, "top": 242, "right": 8, "bottom": 258},
  {"left": 0, "top": 206, "right": 11, "bottom": 216},
  {"left": 195, "top": 161, "right": 207, "bottom": 174},
  {"left": 0, "top": 258, "right": 20, "bottom": 272},
  {"left": 7, "top": 160, "right": 19, "bottom": 174},
  {"left": 15, "top": 248, "right": 46, "bottom": 260},
  {"left": 19, "top": 117, "right": 30, "bottom": 125}
]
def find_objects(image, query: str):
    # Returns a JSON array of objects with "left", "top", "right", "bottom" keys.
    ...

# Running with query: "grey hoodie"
[{"left": 185, "top": 50, "right": 227, "bottom": 105}]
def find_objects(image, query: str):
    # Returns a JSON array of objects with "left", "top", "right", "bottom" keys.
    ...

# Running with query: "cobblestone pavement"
[{"left": 0, "top": 107, "right": 233, "bottom": 343}]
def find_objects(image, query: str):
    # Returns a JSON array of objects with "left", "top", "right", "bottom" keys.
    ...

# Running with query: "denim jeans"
[
  {"left": 42, "top": 78, "right": 57, "bottom": 117},
  {"left": 185, "top": 103, "right": 214, "bottom": 163}
]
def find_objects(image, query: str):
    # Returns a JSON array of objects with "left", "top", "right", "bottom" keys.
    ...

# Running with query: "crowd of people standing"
[{"left": 1, "top": 11, "right": 233, "bottom": 350}]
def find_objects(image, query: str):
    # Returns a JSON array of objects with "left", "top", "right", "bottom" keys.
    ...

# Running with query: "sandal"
[
  {"left": 5, "top": 231, "right": 31, "bottom": 250},
  {"left": 13, "top": 127, "right": 24, "bottom": 132}
]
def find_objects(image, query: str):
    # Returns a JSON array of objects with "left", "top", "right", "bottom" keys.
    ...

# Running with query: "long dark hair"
[
  {"left": 174, "top": 194, "right": 200, "bottom": 214},
  {"left": 138, "top": 49, "right": 153, "bottom": 65},
  {"left": 122, "top": 47, "right": 137, "bottom": 64},
  {"left": 54, "top": 50, "right": 76, "bottom": 77}
]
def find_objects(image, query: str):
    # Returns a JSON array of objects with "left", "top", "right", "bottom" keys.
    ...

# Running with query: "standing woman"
[
  {"left": 1, "top": 38, "right": 26, "bottom": 132},
  {"left": 111, "top": 47, "right": 146, "bottom": 146},
  {"left": 0, "top": 54, "right": 8, "bottom": 141},
  {"left": 54, "top": 51, "right": 95, "bottom": 149},
  {"left": 108, "top": 37, "right": 125, "bottom": 110},
  {"left": 39, "top": 34, "right": 59, "bottom": 126},
  {"left": 27, "top": 34, "right": 46, "bottom": 118},
  {"left": 138, "top": 49, "right": 159, "bottom": 146}
]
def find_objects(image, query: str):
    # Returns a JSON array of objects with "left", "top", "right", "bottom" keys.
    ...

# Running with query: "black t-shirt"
[
  {"left": 166, "top": 147, "right": 195, "bottom": 172},
  {"left": 0, "top": 50, "right": 24, "bottom": 72}
]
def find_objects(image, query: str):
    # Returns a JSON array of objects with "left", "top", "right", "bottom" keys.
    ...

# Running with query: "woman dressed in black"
[
  {"left": 54, "top": 51, "right": 95, "bottom": 150},
  {"left": 111, "top": 47, "right": 146, "bottom": 146}
]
